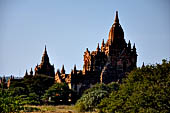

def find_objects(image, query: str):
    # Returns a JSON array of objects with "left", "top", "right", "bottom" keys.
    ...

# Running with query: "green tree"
[
  {"left": 75, "top": 83, "right": 119, "bottom": 112},
  {"left": 75, "top": 89, "right": 108, "bottom": 112},
  {"left": 27, "top": 74, "right": 54, "bottom": 102},
  {"left": 8, "top": 74, "right": 55, "bottom": 105},
  {"left": 42, "top": 83, "right": 72, "bottom": 105},
  {"left": 0, "top": 89, "right": 24, "bottom": 113},
  {"left": 98, "top": 59, "right": 170, "bottom": 113}
]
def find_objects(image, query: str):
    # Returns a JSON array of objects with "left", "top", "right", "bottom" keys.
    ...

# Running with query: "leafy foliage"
[
  {"left": 9, "top": 74, "right": 54, "bottom": 105},
  {"left": 0, "top": 89, "right": 24, "bottom": 113},
  {"left": 75, "top": 59, "right": 170, "bottom": 112},
  {"left": 98, "top": 59, "right": 170, "bottom": 113},
  {"left": 75, "top": 83, "right": 119, "bottom": 112},
  {"left": 3, "top": 59, "right": 170, "bottom": 113},
  {"left": 6, "top": 74, "right": 76, "bottom": 106},
  {"left": 42, "top": 83, "right": 72, "bottom": 105},
  {"left": 75, "top": 89, "right": 108, "bottom": 112}
]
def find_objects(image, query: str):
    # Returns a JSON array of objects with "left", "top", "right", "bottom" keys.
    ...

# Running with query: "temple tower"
[
  {"left": 82, "top": 11, "right": 137, "bottom": 84},
  {"left": 34, "top": 46, "right": 55, "bottom": 77}
]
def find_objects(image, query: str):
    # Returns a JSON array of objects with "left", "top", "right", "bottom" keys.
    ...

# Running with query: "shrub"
[
  {"left": 98, "top": 59, "right": 170, "bottom": 113},
  {"left": 75, "top": 83, "right": 119, "bottom": 112},
  {"left": 75, "top": 89, "right": 108, "bottom": 112},
  {"left": 42, "top": 83, "right": 72, "bottom": 105},
  {"left": 0, "top": 89, "right": 24, "bottom": 113}
]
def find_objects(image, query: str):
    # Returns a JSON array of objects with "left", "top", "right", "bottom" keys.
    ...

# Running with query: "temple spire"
[
  {"left": 25, "top": 70, "right": 28, "bottom": 76},
  {"left": 142, "top": 62, "right": 145, "bottom": 67},
  {"left": 86, "top": 48, "right": 89, "bottom": 52},
  {"left": 30, "top": 68, "right": 33, "bottom": 75},
  {"left": 133, "top": 43, "right": 136, "bottom": 53},
  {"left": 101, "top": 39, "right": 105, "bottom": 52},
  {"left": 108, "top": 11, "right": 125, "bottom": 46},
  {"left": 133, "top": 43, "right": 135, "bottom": 48},
  {"left": 57, "top": 69, "right": 60, "bottom": 74},
  {"left": 96, "top": 43, "right": 100, "bottom": 52},
  {"left": 44, "top": 45, "right": 47, "bottom": 54},
  {"left": 61, "top": 65, "right": 65, "bottom": 74},
  {"left": 73, "top": 64, "right": 77, "bottom": 74},
  {"left": 101, "top": 39, "right": 105, "bottom": 47},
  {"left": 41, "top": 45, "right": 49, "bottom": 64},
  {"left": 114, "top": 11, "right": 119, "bottom": 24},
  {"left": 128, "top": 40, "right": 131, "bottom": 50},
  {"left": 74, "top": 64, "right": 77, "bottom": 71}
]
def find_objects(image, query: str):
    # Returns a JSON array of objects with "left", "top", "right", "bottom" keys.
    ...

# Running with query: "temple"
[
  {"left": 5, "top": 11, "right": 137, "bottom": 94},
  {"left": 55, "top": 11, "right": 137, "bottom": 93},
  {"left": 34, "top": 46, "right": 55, "bottom": 77},
  {"left": 7, "top": 46, "right": 55, "bottom": 88}
]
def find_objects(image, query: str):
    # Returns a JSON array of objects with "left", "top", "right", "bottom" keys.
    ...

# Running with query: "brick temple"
[{"left": 55, "top": 11, "right": 137, "bottom": 93}]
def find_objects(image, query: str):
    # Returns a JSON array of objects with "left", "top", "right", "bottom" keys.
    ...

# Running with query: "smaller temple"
[
  {"left": 7, "top": 46, "right": 55, "bottom": 88},
  {"left": 34, "top": 46, "right": 55, "bottom": 77},
  {"left": 55, "top": 65, "right": 68, "bottom": 83}
]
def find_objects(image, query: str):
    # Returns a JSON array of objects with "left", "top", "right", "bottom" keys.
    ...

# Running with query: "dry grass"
[{"left": 23, "top": 105, "right": 97, "bottom": 113}]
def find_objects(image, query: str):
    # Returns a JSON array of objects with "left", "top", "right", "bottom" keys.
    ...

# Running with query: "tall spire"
[
  {"left": 30, "top": 68, "right": 33, "bottom": 75},
  {"left": 73, "top": 64, "right": 77, "bottom": 74},
  {"left": 25, "top": 70, "right": 28, "bottom": 76},
  {"left": 101, "top": 39, "right": 105, "bottom": 47},
  {"left": 114, "top": 11, "right": 119, "bottom": 24},
  {"left": 44, "top": 45, "right": 47, "bottom": 54},
  {"left": 142, "top": 62, "right": 145, "bottom": 67},
  {"left": 96, "top": 43, "right": 100, "bottom": 52},
  {"left": 74, "top": 64, "right": 77, "bottom": 71},
  {"left": 101, "top": 39, "right": 105, "bottom": 52},
  {"left": 41, "top": 45, "right": 49, "bottom": 64},
  {"left": 57, "top": 69, "right": 60, "bottom": 74},
  {"left": 133, "top": 43, "right": 135, "bottom": 48},
  {"left": 86, "top": 48, "right": 89, "bottom": 52},
  {"left": 133, "top": 43, "right": 136, "bottom": 53},
  {"left": 61, "top": 65, "right": 65, "bottom": 74},
  {"left": 107, "top": 11, "right": 124, "bottom": 48},
  {"left": 128, "top": 40, "right": 131, "bottom": 50}
]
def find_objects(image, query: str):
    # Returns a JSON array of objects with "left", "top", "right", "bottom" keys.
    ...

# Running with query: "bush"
[
  {"left": 8, "top": 74, "right": 54, "bottom": 105},
  {"left": 0, "top": 89, "right": 24, "bottom": 113},
  {"left": 98, "top": 59, "right": 170, "bottom": 113},
  {"left": 75, "top": 89, "right": 108, "bottom": 112},
  {"left": 42, "top": 83, "right": 72, "bottom": 105},
  {"left": 75, "top": 83, "right": 119, "bottom": 112}
]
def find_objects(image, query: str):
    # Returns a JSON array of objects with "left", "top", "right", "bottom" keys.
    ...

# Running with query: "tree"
[
  {"left": 75, "top": 83, "right": 119, "bottom": 112},
  {"left": 42, "top": 83, "right": 72, "bottom": 105},
  {"left": 98, "top": 59, "right": 170, "bottom": 113},
  {"left": 0, "top": 89, "right": 24, "bottom": 113},
  {"left": 75, "top": 89, "right": 108, "bottom": 112},
  {"left": 8, "top": 74, "right": 55, "bottom": 105}
]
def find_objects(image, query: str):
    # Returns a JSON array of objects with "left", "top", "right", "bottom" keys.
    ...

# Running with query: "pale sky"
[{"left": 0, "top": 0, "right": 170, "bottom": 77}]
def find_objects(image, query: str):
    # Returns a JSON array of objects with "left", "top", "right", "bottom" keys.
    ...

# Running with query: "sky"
[{"left": 0, "top": 0, "right": 170, "bottom": 77}]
